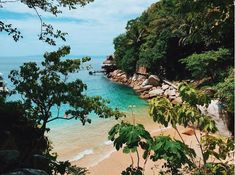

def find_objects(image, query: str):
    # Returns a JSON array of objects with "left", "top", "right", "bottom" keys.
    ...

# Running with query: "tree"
[
  {"left": 109, "top": 83, "right": 234, "bottom": 175},
  {"left": 0, "top": 0, "right": 94, "bottom": 45},
  {"left": 9, "top": 46, "right": 124, "bottom": 135},
  {"left": 180, "top": 48, "right": 232, "bottom": 81}
]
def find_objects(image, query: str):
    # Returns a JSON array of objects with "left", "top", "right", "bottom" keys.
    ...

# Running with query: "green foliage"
[
  {"left": 9, "top": 46, "right": 124, "bottom": 134},
  {"left": 0, "top": 21, "right": 23, "bottom": 42},
  {"left": 108, "top": 122, "right": 151, "bottom": 152},
  {"left": 149, "top": 97, "right": 176, "bottom": 127},
  {"left": 111, "top": 83, "right": 234, "bottom": 175},
  {"left": 180, "top": 48, "right": 232, "bottom": 80},
  {"left": 194, "top": 163, "right": 234, "bottom": 175},
  {"left": 149, "top": 89, "right": 217, "bottom": 133},
  {"left": 201, "top": 135, "right": 234, "bottom": 162},
  {"left": 178, "top": 83, "right": 211, "bottom": 106},
  {"left": 215, "top": 69, "right": 234, "bottom": 113},
  {"left": 0, "top": 0, "right": 94, "bottom": 44},
  {"left": 113, "top": 0, "right": 233, "bottom": 79},
  {"left": 150, "top": 136, "right": 196, "bottom": 174},
  {"left": 121, "top": 166, "right": 143, "bottom": 175}
]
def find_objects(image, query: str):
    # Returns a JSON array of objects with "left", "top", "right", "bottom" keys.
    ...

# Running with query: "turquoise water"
[{"left": 0, "top": 56, "right": 147, "bottom": 127}]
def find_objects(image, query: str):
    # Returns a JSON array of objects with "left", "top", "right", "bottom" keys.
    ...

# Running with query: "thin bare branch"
[
  {"left": 32, "top": 5, "right": 43, "bottom": 36},
  {"left": 47, "top": 116, "right": 76, "bottom": 123}
]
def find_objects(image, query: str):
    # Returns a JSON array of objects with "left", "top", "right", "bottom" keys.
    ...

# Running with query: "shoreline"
[
  {"left": 75, "top": 124, "right": 202, "bottom": 175},
  {"left": 104, "top": 68, "right": 183, "bottom": 104}
]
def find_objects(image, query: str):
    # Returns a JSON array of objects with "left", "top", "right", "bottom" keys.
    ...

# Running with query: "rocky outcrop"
[{"left": 106, "top": 69, "right": 182, "bottom": 104}]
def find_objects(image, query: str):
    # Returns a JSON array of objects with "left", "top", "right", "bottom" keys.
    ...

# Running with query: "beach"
[{"left": 48, "top": 106, "right": 202, "bottom": 175}]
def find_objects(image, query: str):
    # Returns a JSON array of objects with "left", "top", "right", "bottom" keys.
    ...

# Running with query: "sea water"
[{"left": 0, "top": 55, "right": 151, "bottom": 167}]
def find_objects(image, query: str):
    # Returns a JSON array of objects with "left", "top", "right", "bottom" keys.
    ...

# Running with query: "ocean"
[{"left": 0, "top": 55, "right": 151, "bottom": 167}]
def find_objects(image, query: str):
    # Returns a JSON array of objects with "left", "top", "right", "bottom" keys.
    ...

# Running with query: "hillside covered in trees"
[
  {"left": 114, "top": 0, "right": 233, "bottom": 79},
  {"left": 113, "top": 0, "right": 234, "bottom": 128}
]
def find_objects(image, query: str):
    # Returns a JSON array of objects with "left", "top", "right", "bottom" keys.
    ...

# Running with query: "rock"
[
  {"left": 149, "top": 89, "right": 164, "bottom": 97},
  {"left": 198, "top": 100, "right": 232, "bottom": 136},
  {"left": 169, "top": 95, "right": 176, "bottom": 100},
  {"left": 151, "top": 87, "right": 157, "bottom": 90},
  {"left": 140, "top": 94, "right": 150, "bottom": 99},
  {"left": 136, "top": 85, "right": 153, "bottom": 93},
  {"left": 147, "top": 75, "right": 160, "bottom": 86},
  {"left": 32, "top": 154, "right": 50, "bottom": 172},
  {"left": 172, "top": 97, "right": 182, "bottom": 104},
  {"left": 175, "top": 92, "right": 180, "bottom": 97},
  {"left": 2, "top": 169, "right": 49, "bottom": 175},
  {"left": 136, "top": 66, "right": 147, "bottom": 74},
  {"left": 164, "top": 89, "right": 176, "bottom": 97},
  {"left": 133, "top": 85, "right": 141, "bottom": 91},
  {"left": 182, "top": 128, "right": 194, "bottom": 136},
  {"left": 132, "top": 74, "right": 138, "bottom": 81},
  {"left": 0, "top": 150, "right": 20, "bottom": 172},
  {"left": 141, "top": 79, "right": 149, "bottom": 86},
  {"left": 137, "top": 75, "right": 146, "bottom": 81},
  {"left": 162, "top": 84, "right": 169, "bottom": 90}
]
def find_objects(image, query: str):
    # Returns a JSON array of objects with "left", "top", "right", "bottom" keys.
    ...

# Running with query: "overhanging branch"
[{"left": 47, "top": 116, "right": 76, "bottom": 123}]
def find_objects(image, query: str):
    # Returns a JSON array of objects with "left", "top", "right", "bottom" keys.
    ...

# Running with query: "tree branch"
[
  {"left": 47, "top": 116, "right": 76, "bottom": 123},
  {"left": 0, "top": 0, "right": 20, "bottom": 3},
  {"left": 193, "top": 128, "right": 206, "bottom": 165},
  {"left": 32, "top": 5, "right": 43, "bottom": 37}
]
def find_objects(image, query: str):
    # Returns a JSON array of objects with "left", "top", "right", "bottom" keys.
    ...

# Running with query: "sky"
[{"left": 0, "top": 0, "right": 156, "bottom": 57}]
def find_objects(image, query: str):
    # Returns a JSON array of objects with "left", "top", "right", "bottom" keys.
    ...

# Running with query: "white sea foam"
[
  {"left": 104, "top": 140, "right": 113, "bottom": 145},
  {"left": 90, "top": 149, "right": 116, "bottom": 167},
  {"left": 70, "top": 149, "right": 94, "bottom": 161}
]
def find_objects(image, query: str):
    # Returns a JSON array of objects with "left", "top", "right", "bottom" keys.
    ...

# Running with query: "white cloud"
[{"left": 1, "top": 0, "right": 157, "bottom": 56}]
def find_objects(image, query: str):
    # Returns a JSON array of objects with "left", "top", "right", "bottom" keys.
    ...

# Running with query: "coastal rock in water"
[
  {"left": 2, "top": 169, "right": 49, "bottom": 175},
  {"left": 0, "top": 150, "right": 20, "bottom": 172},
  {"left": 149, "top": 89, "right": 164, "bottom": 97},
  {"left": 136, "top": 85, "right": 153, "bottom": 93},
  {"left": 147, "top": 75, "right": 160, "bottom": 86},
  {"left": 133, "top": 85, "right": 141, "bottom": 91},
  {"left": 140, "top": 94, "right": 150, "bottom": 99}
]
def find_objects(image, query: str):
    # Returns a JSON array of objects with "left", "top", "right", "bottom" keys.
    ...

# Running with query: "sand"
[
  {"left": 72, "top": 123, "right": 203, "bottom": 175},
  {"left": 48, "top": 106, "right": 206, "bottom": 175}
]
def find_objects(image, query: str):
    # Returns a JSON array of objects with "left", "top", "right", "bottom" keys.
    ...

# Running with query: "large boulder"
[
  {"left": 136, "top": 85, "right": 153, "bottom": 93},
  {"left": 164, "top": 89, "right": 176, "bottom": 97},
  {"left": 147, "top": 75, "right": 160, "bottom": 86},
  {"left": 141, "top": 79, "right": 149, "bottom": 87},
  {"left": 0, "top": 150, "right": 20, "bottom": 173},
  {"left": 198, "top": 100, "right": 232, "bottom": 136},
  {"left": 2, "top": 169, "right": 49, "bottom": 175}
]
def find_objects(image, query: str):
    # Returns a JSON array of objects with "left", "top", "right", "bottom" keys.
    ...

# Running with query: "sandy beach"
[
  {"left": 71, "top": 123, "right": 202, "bottom": 175},
  {"left": 47, "top": 105, "right": 205, "bottom": 175}
]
